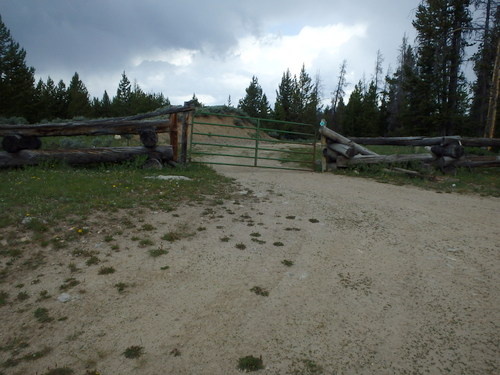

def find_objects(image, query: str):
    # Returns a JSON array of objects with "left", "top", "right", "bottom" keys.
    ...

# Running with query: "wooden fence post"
[{"left": 170, "top": 113, "right": 178, "bottom": 162}]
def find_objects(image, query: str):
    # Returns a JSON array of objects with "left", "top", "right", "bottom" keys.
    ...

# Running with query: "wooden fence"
[
  {"left": 320, "top": 126, "right": 500, "bottom": 174},
  {"left": 0, "top": 104, "right": 195, "bottom": 168}
]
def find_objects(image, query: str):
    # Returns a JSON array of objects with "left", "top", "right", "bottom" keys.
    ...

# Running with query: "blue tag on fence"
[{"left": 320, "top": 119, "right": 327, "bottom": 127}]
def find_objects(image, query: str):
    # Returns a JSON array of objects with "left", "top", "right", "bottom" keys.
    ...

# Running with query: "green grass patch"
[
  {"left": 148, "top": 248, "right": 168, "bottom": 257},
  {"left": 34, "top": 307, "right": 53, "bottom": 323},
  {"left": 0, "top": 164, "right": 235, "bottom": 234},
  {"left": 123, "top": 345, "right": 144, "bottom": 359},
  {"left": 237, "top": 355, "right": 264, "bottom": 371}
]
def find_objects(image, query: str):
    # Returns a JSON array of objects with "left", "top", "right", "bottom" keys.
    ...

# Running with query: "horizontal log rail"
[
  {"left": 0, "top": 146, "right": 173, "bottom": 168},
  {"left": 348, "top": 136, "right": 500, "bottom": 148},
  {"left": 0, "top": 105, "right": 194, "bottom": 137}
]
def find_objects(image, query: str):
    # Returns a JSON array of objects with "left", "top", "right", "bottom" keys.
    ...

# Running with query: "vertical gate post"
[
  {"left": 180, "top": 110, "right": 192, "bottom": 164},
  {"left": 254, "top": 118, "right": 261, "bottom": 167},
  {"left": 169, "top": 113, "right": 178, "bottom": 162}
]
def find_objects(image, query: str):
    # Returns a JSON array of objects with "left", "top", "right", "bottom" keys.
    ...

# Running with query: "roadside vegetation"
[{"left": 282, "top": 145, "right": 500, "bottom": 197}]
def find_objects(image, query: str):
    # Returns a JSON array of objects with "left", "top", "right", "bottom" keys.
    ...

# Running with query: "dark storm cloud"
[
  {"left": 1, "top": 0, "right": 256, "bottom": 72},
  {"left": 0, "top": 0, "right": 418, "bottom": 103}
]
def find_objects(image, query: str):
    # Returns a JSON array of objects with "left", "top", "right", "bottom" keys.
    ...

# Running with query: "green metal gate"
[{"left": 189, "top": 113, "right": 317, "bottom": 171}]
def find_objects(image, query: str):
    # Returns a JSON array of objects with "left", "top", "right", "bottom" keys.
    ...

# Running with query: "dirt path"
[{"left": 1, "top": 167, "right": 499, "bottom": 374}]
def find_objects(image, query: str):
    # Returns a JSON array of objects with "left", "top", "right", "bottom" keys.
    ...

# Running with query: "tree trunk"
[
  {"left": 2, "top": 135, "right": 41, "bottom": 153},
  {"left": 327, "top": 142, "right": 356, "bottom": 158},
  {"left": 0, "top": 146, "right": 173, "bottom": 168},
  {"left": 319, "top": 127, "right": 378, "bottom": 155}
]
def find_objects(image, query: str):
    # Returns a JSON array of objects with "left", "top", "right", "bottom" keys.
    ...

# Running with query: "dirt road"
[{"left": 1, "top": 166, "right": 499, "bottom": 374}]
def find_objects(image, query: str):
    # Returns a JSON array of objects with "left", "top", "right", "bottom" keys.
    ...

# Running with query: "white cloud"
[
  {"left": 234, "top": 23, "right": 367, "bottom": 75},
  {"left": 132, "top": 47, "right": 197, "bottom": 67}
]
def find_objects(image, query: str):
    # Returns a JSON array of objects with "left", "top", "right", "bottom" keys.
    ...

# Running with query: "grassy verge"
[
  {"left": 0, "top": 160, "right": 235, "bottom": 233},
  {"left": 282, "top": 145, "right": 500, "bottom": 197}
]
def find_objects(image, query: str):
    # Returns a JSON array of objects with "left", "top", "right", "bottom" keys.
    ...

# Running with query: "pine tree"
[
  {"left": 274, "top": 69, "right": 295, "bottom": 124},
  {"left": 470, "top": 1, "right": 499, "bottom": 136},
  {"left": 331, "top": 60, "right": 348, "bottom": 129},
  {"left": 113, "top": 71, "right": 132, "bottom": 115},
  {"left": 0, "top": 15, "right": 36, "bottom": 121},
  {"left": 412, "top": 0, "right": 472, "bottom": 135},
  {"left": 67, "top": 72, "right": 90, "bottom": 118},
  {"left": 238, "top": 76, "right": 269, "bottom": 118}
]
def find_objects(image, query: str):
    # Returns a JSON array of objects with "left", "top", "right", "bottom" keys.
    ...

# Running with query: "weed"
[
  {"left": 149, "top": 248, "right": 168, "bottom": 257},
  {"left": 139, "top": 239, "right": 154, "bottom": 247},
  {"left": 197, "top": 226, "right": 207, "bottom": 231},
  {"left": 16, "top": 291, "right": 29, "bottom": 301},
  {"left": 237, "top": 355, "right": 264, "bottom": 371},
  {"left": 282, "top": 259, "right": 294, "bottom": 267},
  {"left": 68, "top": 263, "right": 80, "bottom": 273},
  {"left": 38, "top": 290, "right": 51, "bottom": 301},
  {"left": 273, "top": 241, "right": 284, "bottom": 247},
  {"left": 72, "top": 249, "right": 98, "bottom": 258},
  {"left": 170, "top": 348, "right": 181, "bottom": 356},
  {"left": 123, "top": 345, "right": 144, "bottom": 359},
  {"left": 141, "top": 224, "right": 155, "bottom": 231},
  {"left": 285, "top": 227, "right": 301, "bottom": 231},
  {"left": 250, "top": 286, "right": 269, "bottom": 296},
  {"left": 0, "top": 291, "right": 9, "bottom": 306},
  {"left": 160, "top": 265, "right": 170, "bottom": 270},
  {"left": 289, "top": 358, "right": 324, "bottom": 374},
  {"left": 235, "top": 243, "right": 246, "bottom": 250},
  {"left": 98, "top": 266, "right": 115, "bottom": 275},
  {"left": 34, "top": 307, "right": 54, "bottom": 323},
  {"left": 250, "top": 232, "right": 261, "bottom": 237},
  {"left": 85, "top": 256, "right": 100, "bottom": 266},
  {"left": 111, "top": 244, "right": 120, "bottom": 251},
  {"left": 131, "top": 236, "right": 140, "bottom": 241},
  {"left": 286, "top": 215, "right": 296, "bottom": 220},
  {"left": 60, "top": 278, "right": 80, "bottom": 291},
  {"left": 104, "top": 235, "right": 114, "bottom": 242},
  {"left": 309, "top": 218, "right": 319, "bottom": 223},
  {"left": 42, "top": 368, "right": 74, "bottom": 375},
  {"left": 220, "top": 236, "right": 230, "bottom": 242},
  {"left": 114, "top": 283, "right": 129, "bottom": 293},
  {"left": 251, "top": 238, "right": 266, "bottom": 244},
  {"left": 22, "top": 346, "right": 52, "bottom": 361}
]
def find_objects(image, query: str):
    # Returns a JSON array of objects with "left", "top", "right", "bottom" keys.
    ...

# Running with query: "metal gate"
[{"left": 189, "top": 113, "right": 317, "bottom": 171}]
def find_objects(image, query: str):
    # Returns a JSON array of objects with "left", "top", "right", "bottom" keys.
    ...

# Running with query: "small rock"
[
  {"left": 58, "top": 293, "right": 72, "bottom": 303},
  {"left": 21, "top": 216, "right": 34, "bottom": 225},
  {"left": 144, "top": 175, "right": 192, "bottom": 181}
]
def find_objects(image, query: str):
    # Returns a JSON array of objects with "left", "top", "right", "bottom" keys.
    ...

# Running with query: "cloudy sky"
[{"left": 1, "top": 0, "right": 419, "bottom": 106}]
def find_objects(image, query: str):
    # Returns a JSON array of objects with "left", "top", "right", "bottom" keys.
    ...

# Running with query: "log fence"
[
  {"left": 0, "top": 104, "right": 195, "bottom": 168},
  {"left": 320, "top": 126, "right": 500, "bottom": 173}
]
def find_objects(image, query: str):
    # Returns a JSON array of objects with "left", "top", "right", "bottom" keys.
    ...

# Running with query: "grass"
[
  {"left": 148, "top": 248, "right": 168, "bottom": 257},
  {"left": 237, "top": 355, "right": 264, "bottom": 371},
  {"left": 114, "top": 282, "right": 129, "bottom": 293},
  {"left": 123, "top": 345, "right": 144, "bottom": 359},
  {"left": 34, "top": 307, "right": 54, "bottom": 323},
  {"left": 250, "top": 286, "right": 269, "bottom": 296},
  {"left": 98, "top": 266, "right": 115, "bottom": 275},
  {"left": 0, "top": 291, "right": 8, "bottom": 306},
  {"left": 283, "top": 144, "right": 499, "bottom": 196},
  {"left": 0, "top": 163, "right": 235, "bottom": 232},
  {"left": 282, "top": 259, "right": 294, "bottom": 267}
]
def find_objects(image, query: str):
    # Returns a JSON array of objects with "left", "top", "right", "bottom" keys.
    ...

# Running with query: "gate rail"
[{"left": 189, "top": 113, "right": 317, "bottom": 171}]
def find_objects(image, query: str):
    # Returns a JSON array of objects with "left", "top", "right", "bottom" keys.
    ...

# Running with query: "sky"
[{"left": 0, "top": 0, "right": 420, "bottom": 107}]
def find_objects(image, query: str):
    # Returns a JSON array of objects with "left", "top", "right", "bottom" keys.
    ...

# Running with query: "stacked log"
[
  {"left": 0, "top": 146, "right": 173, "bottom": 168},
  {"left": 320, "top": 127, "right": 499, "bottom": 172},
  {"left": 320, "top": 127, "right": 379, "bottom": 171}
]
